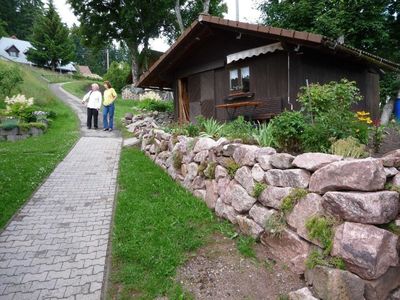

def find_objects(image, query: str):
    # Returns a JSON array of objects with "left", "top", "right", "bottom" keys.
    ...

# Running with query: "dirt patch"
[
  {"left": 375, "top": 127, "right": 400, "bottom": 156},
  {"left": 176, "top": 233, "right": 305, "bottom": 299}
]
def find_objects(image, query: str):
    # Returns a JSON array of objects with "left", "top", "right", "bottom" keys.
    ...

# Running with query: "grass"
[
  {"left": 305, "top": 216, "right": 335, "bottom": 254},
  {"left": 0, "top": 61, "right": 79, "bottom": 229},
  {"left": 110, "top": 148, "right": 219, "bottom": 299},
  {"left": 236, "top": 236, "right": 256, "bottom": 259}
]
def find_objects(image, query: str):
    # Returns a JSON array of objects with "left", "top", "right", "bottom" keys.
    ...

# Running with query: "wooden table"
[{"left": 216, "top": 101, "right": 262, "bottom": 120}]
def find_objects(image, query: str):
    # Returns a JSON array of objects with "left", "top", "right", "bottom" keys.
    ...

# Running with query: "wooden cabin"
[{"left": 138, "top": 15, "right": 400, "bottom": 123}]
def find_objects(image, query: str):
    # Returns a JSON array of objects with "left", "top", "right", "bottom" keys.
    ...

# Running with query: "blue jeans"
[{"left": 103, "top": 103, "right": 115, "bottom": 129}]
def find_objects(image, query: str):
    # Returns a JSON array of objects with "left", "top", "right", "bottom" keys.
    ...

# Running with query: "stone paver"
[{"left": 0, "top": 84, "right": 122, "bottom": 299}]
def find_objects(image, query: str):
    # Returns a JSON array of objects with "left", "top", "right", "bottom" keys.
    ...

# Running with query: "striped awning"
[{"left": 227, "top": 42, "right": 284, "bottom": 64}]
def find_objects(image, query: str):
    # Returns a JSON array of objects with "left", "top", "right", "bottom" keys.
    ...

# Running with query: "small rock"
[
  {"left": 194, "top": 150, "right": 209, "bottom": 163},
  {"left": 251, "top": 164, "right": 265, "bottom": 182},
  {"left": 205, "top": 180, "right": 218, "bottom": 209},
  {"left": 191, "top": 176, "right": 205, "bottom": 190},
  {"left": 215, "top": 165, "right": 228, "bottom": 180},
  {"left": 236, "top": 215, "right": 264, "bottom": 239},
  {"left": 364, "top": 266, "right": 400, "bottom": 300},
  {"left": 123, "top": 137, "right": 140, "bottom": 147},
  {"left": 193, "top": 137, "right": 217, "bottom": 153},
  {"left": 392, "top": 174, "right": 400, "bottom": 187},
  {"left": 270, "top": 153, "right": 295, "bottom": 169},
  {"left": 193, "top": 189, "right": 206, "bottom": 200},
  {"left": 380, "top": 149, "right": 400, "bottom": 168},
  {"left": 292, "top": 153, "right": 342, "bottom": 171},
  {"left": 257, "top": 154, "right": 273, "bottom": 171},
  {"left": 249, "top": 204, "right": 274, "bottom": 227},
  {"left": 217, "top": 177, "right": 231, "bottom": 201},
  {"left": 234, "top": 166, "right": 255, "bottom": 195},
  {"left": 233, "top": 145, "right": 260, "bottom": 166},
  {"left": 229, "top": 184, "right": 257, "bottom": 213},
  {"left": 288, "top": 287, "right": 318, "bottom": 300},
  {"left": 385, "top": 167, "right": 399, "bottom": 177},
  {"left": 265, "top": 169, "right": 311, "bottom": 188},
  {"left": 215, "top": 198, "right": 238, "bottom": 224},
  {"left": 259, "top": 186, "right": 293, "bottom": 209}
]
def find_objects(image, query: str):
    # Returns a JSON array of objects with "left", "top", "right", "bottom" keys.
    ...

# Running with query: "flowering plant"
[
  {"left": 355, "top": 111, "right": 373, "bottom": 125},
  {"left": 4, "top": 94, "right": 36, "bottom": 122},
  {"left": 138, "top": 90, "right": 162, "bottom": 102}
]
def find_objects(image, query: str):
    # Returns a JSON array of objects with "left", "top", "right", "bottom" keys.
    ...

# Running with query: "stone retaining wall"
[
  {"left": 0, "top": 127, "right": 44, "bottom": 141},
  {"left": 132, "top": 123, "right": 400, "bottom": 299}
]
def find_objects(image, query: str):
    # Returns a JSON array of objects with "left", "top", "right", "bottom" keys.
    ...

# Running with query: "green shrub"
[
  {"left": 379, "top": 221, "right": 400, "bottom": 235},
  {"left": 270, "top": 111, "right": 306, "bottom": 152},
  {"left": 186, "top": 123, "right": 200, "bottom": 137},
  {"left": 103, "top": 61, "right": 131, "bottom": 93},
  {"left": 29, "top": 122, "right": 47, "bottom": 130},
  {"left": 236, "top": 236, "right": 256, "bottom": 258},
  {"left": 385, "top": 183, "right": 400, "bottom": 194},
  {"left": 223, "top": 116, "right": 254, "bottom": 143},
  {"left": 0, "top": 63, "right": 23, "bottom": 98},
  {"left": 265, "top": 213, "right": 286, "bottom": 238},
  {"left": 172, "top": 151, "right": 183, "bottom": 170},
  {"left": 200, "top": 118, "right": 225, "bottom": 138},
  {"left": 198, "top": 161, "right": 207, "bottom": 176},
  {"left": 253, "top": 182, "right": 267, "bottom": 198},
  {"left": 226, "top": 158, "right": 240, "bottom": 178},
  {"left": 18, "top": 122, "right": 31, "bottom": 132},
  {"left": 305, "top": 216, "right": 335, "bottom": 254},
  {"left": 306, "top": 250, "right": 345, "bottom": 270},
  {"left": 0, "top": 118, "right": 19, "bottom": 130},
  {"left": 253, "top": 121, "right": 276, "bottom": 147},
  {"left": 280, "top": 188, "right": 308, "bottom": 216},
  {"left": 136, "top": 99, "right": 173, "bottom": 112},
  {"left": 371, "top": 125, "right": 386, "bottom": 153},
  {"left": 204, "top": 162, "right": 216, "bottom": 179},
  {"left": 330, "top": 137, "right": 367, "bottom": 158}
]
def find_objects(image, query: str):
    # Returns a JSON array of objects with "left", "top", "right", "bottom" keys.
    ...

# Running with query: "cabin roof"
[{"left": 138, "top": 15, "right": 400, "bottom": 89}]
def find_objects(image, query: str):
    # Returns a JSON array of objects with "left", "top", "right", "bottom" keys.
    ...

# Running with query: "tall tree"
[
  {"left": 0, "top": 0, "right": 44, "bottom": 39},
  {"left": 27, "top": 0, "right": 75, "bottom": 71},
  {"left": 68, "top": 0, "right": 174, "bottom": 85}
]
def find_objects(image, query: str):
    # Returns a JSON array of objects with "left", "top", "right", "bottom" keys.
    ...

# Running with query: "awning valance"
[{"left": 226, "top": 42, "right": 284, "bottom": 64}]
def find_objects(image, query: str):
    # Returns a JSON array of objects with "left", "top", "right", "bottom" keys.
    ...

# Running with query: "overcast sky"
[{"left": 53, "top": 0, "right": 262, "bottom": 51}]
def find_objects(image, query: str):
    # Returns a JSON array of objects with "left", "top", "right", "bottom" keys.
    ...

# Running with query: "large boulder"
[
  {"left": 331, "top": 222, "right": 399, "bottom": 280},
  {"left": 292, "top": 153, "right": 342, "bottom": 171},
  {"left": 249, "top": 204, "right": 274, "bottom": 228},
  {"left": 305, "top": 266, "right": 365, "bottom": 300},
  {"left": 309, "top": 159, "right": 386, "bottom": 194},
  {"left": 257, "top": 154, "right": 273, "bottom": 171},
  {"left": 193, "top": 150, "right": 209, "bottom": 163},
  {"left": 287, "top": 193, "right": 325, "bottom": 246},
  {"left": 233, "top": 145, "right": 260, "bottom": 166},
  {"left": 259, "top": 186, "right": 294, "bottom": 209},
  {"left": 323, "top": 191, "right": 399, "bottom": 224},
  {"left": 288, "top": 287, "right": 318, "bottom": 300},
  {"left": 364, "top": 266, "right": 400, "bottom": 300},
  {"left": 221, "top": 143, "right": 241, "bottom": 157},
  {"left": 270, "top": 153, "right": 295, "bottom": 169},
  {"left": 234, "top": 166, "right": 255, "bottom": 195},
  {"left": 260, "top": 228, "right": 311, "bottom": 274},
  {"left": 205, "top": 180, "right": 218, "bottom": 209},
  {"left": 193, "top": 137, "right": 217, "bottom": 153},
  {"left": 380, "top": 149, "right": 400, "bottom": 168},
  {"left": 236, "top": 215, "right": 264, "bottom": 239},
  {"left": 265, "top": 169, "right": 311, "bottom": 188},
  {"left": 215, "top": 198, "right": 238, "bottom": 224},
  {"left": 215, "top": 165, "right": 228, "bottom": 180},
  {"left": 217, "top": 177, "right": 231, "bottom": 201}
]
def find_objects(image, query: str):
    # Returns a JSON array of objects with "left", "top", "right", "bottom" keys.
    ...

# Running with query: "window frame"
[{"left": 229, "top": 65, "right": 250, "bottom": 94}]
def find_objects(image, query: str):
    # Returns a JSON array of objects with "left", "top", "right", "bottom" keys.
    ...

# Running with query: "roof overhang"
[
  {"left": 227, "top": 42, "right": 283, "bottom": 64},
  {"left": 138, "top": 15, "right": 400, "bottom": 89}
]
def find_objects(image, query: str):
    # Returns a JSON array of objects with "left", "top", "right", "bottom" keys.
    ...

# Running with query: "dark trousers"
[{"left": 87, "top": 108, "right": 98, "bottom": 129}]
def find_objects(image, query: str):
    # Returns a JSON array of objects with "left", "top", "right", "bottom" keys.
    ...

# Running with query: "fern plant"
[
  {"left": 200, "top": 118, "right": 225, "bottom": 138},
  {"left": 253, "top": 121, "right": 276, "bottom": 147}
]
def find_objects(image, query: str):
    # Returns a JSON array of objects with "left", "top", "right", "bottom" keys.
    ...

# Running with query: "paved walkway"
[{"left": 0, "top": 84, "right": 122, "bottom": 299}]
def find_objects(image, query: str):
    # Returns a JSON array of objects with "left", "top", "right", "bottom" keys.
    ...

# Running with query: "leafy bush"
[
  {"left": 186, "top": 123, "right": 200, "bottom": 137},
  {"left": 270, "top": 111, "right": 306, "bottom": 152},
  {"left": 253, "top": 182, "right": 267, "bottom": 198},
  {"left": 5, "top": 94, "right": 37, "bottom": 122},
  {"left": 280, "top": 188, "right": 308, "bottom": 215},
  {"left": 0, "top": 118, "right": 19, "bottom": 130},
  {"left": 103, "top": 61, "right": 131, "bottom": 93},
  {"left": 200, "top": 118, "right": 225, "bottom": 138},
  {"left": 223, "top": 116, "right": 254, "bottom": 143},
  {"left": 136, "top": 99, "right": 173, "bottom": 112},
  {"left": 0, "top": 63, "right": 23, "bottom": 99},
  {"left": 253, "top": 121, "right": 276, "bottom": 147},
  {"left": 330, "top": 137, "right": 367, "bottom": 158},
  {"left": 204, "top": 162, "right": 216, "bottom": 179},
  {"left": 306, "top": 216, "right": 335, "bottom": 254}
]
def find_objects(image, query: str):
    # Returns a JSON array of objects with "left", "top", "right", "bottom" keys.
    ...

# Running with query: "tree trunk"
[
  {"left": 128, "top": 44, "right": 140, "bottom": 86},
  {"left": 381, "top": 96, "right": 395, "bottom": 125},
  {"left": 175, "top": 0, "right": 184, "bottom": 33},
  {"left": 203, "top": 0, "right": 211, "bottom": 14}
]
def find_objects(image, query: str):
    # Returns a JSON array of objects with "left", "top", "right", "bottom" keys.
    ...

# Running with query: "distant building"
[
  {"left": 0, "top": 36, "right": 76, "bottom": 73},
  {"left": 76, "top": 65, "right": 102, "bottom": 79}
]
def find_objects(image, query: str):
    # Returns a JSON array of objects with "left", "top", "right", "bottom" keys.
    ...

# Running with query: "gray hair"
[{"left": 91, "top": 83, "right": 99, "bottom": 90}]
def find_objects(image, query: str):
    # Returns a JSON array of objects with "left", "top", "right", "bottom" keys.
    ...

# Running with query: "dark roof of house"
[{"left": 138, "top": 15, "right": 400, "bottom": 88}]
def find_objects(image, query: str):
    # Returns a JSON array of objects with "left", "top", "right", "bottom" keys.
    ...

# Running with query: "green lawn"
[
  {"left": 0, "top": 62, "right": 79, "bottom": 229},
  {"left": 109, "top": 148, "right": 236, "bottom": 299}
]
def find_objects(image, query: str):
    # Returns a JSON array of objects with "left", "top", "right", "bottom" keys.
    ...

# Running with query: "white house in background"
[{"left": 0, "top": 36, "right": 76, "bottom": 73}]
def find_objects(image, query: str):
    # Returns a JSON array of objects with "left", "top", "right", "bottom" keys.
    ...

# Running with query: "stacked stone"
[
  {"left": 135, "top": 125, "right": 400, "bottom": 300},
  {"left": 0, "top": 126, "right": 45, "bottom": 141}
]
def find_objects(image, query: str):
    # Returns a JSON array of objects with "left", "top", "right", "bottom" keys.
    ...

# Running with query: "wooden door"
[{"left": 178, "top": 78, "right": 189, "bottom": 123}]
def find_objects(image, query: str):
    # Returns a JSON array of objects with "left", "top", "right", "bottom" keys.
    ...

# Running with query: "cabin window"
[
  {"left": 8, "top": 50, "right": 18, "bottom": 57},
  {"left": 229, "top": 66, "right": 250, "bottom": 92}
]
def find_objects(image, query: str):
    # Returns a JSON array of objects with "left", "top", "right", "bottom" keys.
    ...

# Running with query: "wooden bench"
[{"left": 216, "top": 101, "right": 262, "bottom": 119}]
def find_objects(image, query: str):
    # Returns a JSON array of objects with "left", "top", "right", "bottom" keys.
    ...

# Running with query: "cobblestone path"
[{"left": 0, "top": 84, "right": 122, "bottom": 299}]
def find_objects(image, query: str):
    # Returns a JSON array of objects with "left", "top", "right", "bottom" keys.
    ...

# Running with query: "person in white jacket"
[{"left": 82, "top": 83, "right": 102, "bottom": 129}]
